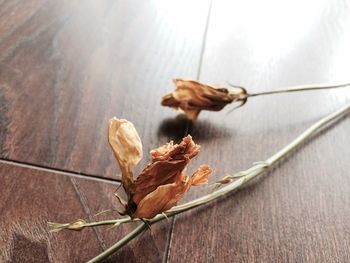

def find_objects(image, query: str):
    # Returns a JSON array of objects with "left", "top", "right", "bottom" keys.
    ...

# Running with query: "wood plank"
[
  {"left": 168, "top": 0, "right": 350, "bottom": 261},
  {"left": 0, "top": 162, "right": 170, "bottom": 262},
  {"left": 0, "top": 0, "right": 210, "bottom": 179}
]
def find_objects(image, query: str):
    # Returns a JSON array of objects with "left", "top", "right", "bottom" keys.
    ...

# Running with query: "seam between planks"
[
  {"left": 69, "top": 177, "right": 107, "bottom": 251},
  {"left": 196, "top": 0, "right": 213, "bottom": 81},
  {"left": 0, "top": 158, "right": 121, "bottom": 185},
  {"left": 162, "top": 217, "right": 176, "bottom": 263},
  {"left": 164, "top": 0, "right": 214, "bottom": 261}
]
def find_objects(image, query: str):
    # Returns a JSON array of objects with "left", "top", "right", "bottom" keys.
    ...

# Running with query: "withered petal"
[
  {"left": 133, "top": 164, "right": 213, "bottom": 219},
  {"left": 190, "top": 164, "right": 213, "bottom": 186},
  {"left": 150, "top": 141, "right": 174, "bottom": 161},
  {"left": 132, "top": 180, "right": 188, "bottom": 219},
  {"left": 131, "top": 160, "right": 187, "bottom": 204},
  {"left": 161, "top": 93, "right": 181, "bottom": 108},
  {"left": 108, "top": 117, "right": 143, "bottom": 191},
  {"left": 130, "top": 135, "right": 199, "bottom": 204}
]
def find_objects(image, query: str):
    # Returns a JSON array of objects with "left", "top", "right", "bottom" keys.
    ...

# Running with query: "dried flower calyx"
[
  {"left": 108, "top": 117, "right": 212, "bottom": 219},
  {"left": 161, "top": 78, "right": 247, "bottom": 120},
  {"left": 48, "top": 219, "right": 87, "bottom": 232}
]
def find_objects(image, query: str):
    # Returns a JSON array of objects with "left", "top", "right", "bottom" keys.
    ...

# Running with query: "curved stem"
[
  {"left": 87, "top": 102, "right": 350, "bottom": 262},
  {"left": 172, "top": 102, "right": 350, "bottom": 211},
  {"left": 246, "top": 82, "right": 350, "bottom": 97},
  {"left": 87, "top": 223, "right": 148, "bottom": 263},
  {"left": 264, "top": 103, "right": 349, "bottom": 164}
]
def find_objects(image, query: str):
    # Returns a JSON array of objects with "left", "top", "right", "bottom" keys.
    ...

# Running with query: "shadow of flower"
[{"left": 157, "top": 114, "right": 234, "bottom": 143}]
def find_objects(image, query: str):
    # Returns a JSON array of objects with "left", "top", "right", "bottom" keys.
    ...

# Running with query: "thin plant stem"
[
  {"left": 87, "top": 223, "right": 148, "bottom": 263},
  {"left": 87, "top": 102, "right": 350, "bottom": 262},
  {"left": 244, "top": 82, "right": 350, "bottom": 97},
  {"left": 86, "top": 217, "right": 133, "bottom": 227},
  {"left": 84, "top": 218, "right": 133, "bottom": 227},
  {"left": 48, "top": 218, "right": 137, "bottom": 232}
]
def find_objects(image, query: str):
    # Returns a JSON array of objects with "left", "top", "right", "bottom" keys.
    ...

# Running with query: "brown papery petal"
[
  {"left": 130, "top": 135, "right": 199, "bottom": 204},
  {"left": 108, "top": 117, "right": 143, "bottom": 192},
  {"left": 132, "top": 179, "right": 188, "bottom": 219},
  {"left": 133, "top": 164, "right": 213, "bottom": 219},
  {"left": 190, "top": 164, "right": 212, "bottom": 186}
]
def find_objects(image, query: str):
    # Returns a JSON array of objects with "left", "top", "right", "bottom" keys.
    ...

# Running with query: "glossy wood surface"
[
  {"left": 1, "top": 0, "right": 350, "bottom": 262},
  {"left": 0, "top": 0, "right": 210, "bottom": 179},
  {"left": 0, "top": 161, "right": 170, "bottom": 262}
]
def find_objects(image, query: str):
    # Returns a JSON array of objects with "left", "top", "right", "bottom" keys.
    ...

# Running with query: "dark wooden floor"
[{"left": 1, "top": 0, "right": 350, "bottom": 262}]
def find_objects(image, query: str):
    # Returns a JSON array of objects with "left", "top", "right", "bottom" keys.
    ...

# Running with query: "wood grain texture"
[
  {"left": 0, "top": 0, "right": 211, "bottom": 179},
  {"left": 2, "top": 0, "right": 350, "bottom": 262},
  {"left": 167, "top": 0, "right": 350, "bottom": 262},
  {"left": 0, "top": 162, "right": 171, "bottom": 262}
]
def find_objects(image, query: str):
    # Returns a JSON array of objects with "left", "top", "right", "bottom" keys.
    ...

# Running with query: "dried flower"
[
  {"left": 161, "top": 78, "right": 247, "bottom": 120},
  {"left": 108, "top": 118, "right": 212, "bottom": 219}
]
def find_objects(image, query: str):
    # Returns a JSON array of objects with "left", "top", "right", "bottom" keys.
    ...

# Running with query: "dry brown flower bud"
[
  {"left": 67, "top": 219, "right": 87, "bottom": 231},
  {"left": 161, "top": 78, "right": 247, "bottom": 120},
  {"left": 108, "top": 118, "right": 212, "bottom": 219},
  {"left": 108, "top": 117, "right": 143, "bottom": 192}
]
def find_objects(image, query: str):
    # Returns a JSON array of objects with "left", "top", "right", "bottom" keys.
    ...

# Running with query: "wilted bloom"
[
  {"left": 108, "top": 117, "right": 212, "bottom": 219},
  {"left": 161, "top": 78, "right": 247, "bottom": 120}
]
